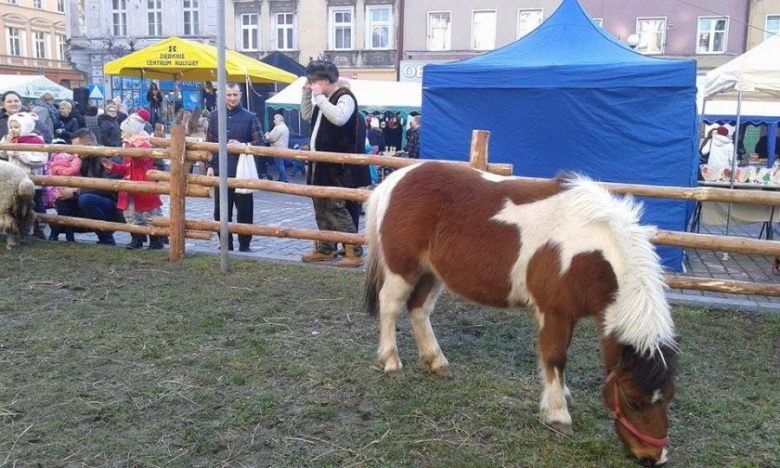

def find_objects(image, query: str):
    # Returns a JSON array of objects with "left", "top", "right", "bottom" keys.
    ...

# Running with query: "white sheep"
[{"left": 0, "top": 159, "right": 36, "bottom": 249}]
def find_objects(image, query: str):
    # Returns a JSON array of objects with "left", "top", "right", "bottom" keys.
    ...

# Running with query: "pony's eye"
[{"left": 626, "top": 398, "right": 641, "bottom": 411}]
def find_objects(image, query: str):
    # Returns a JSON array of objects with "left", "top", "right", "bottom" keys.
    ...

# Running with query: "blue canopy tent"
[{"left": 421, "top": 0, "right": 698, "bottom": 271}]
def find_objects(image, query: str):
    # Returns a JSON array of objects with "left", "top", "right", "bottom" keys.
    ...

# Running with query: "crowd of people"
[{"left": 0, "top": 60, "right": 423, "bottom": 265}]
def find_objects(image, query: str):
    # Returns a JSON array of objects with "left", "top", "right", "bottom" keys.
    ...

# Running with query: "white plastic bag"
[{"left": 235, "top": 153, "right": 259, "bottom": 194}]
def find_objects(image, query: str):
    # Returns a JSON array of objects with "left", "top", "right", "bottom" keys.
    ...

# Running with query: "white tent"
[
  {"left": 699, "top": 34, "right": 780, "bottom": 238},
  {"left": 0, "top": 74, "right": 73, "bottom": 101},
  {"left": 700, "top": 34, "right": 780, "bottom": 101},
  {"left": 266, "top": 77, "right": 421, "bottom": 113}
]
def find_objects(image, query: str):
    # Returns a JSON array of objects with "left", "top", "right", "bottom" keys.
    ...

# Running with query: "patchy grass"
[{"left": 1, "top": 242, "right": 778, "bottom": 467}]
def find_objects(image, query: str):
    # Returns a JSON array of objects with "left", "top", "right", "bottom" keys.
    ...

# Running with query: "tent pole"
[
  {"left": 245, "top": 75, "right": 251, "bottom": 110},
  {"left": 723, "top": 89, "right": 743, "bottom": 260},
  {"left": 217, "top": 0, "right": 230, "bottom": 273}
]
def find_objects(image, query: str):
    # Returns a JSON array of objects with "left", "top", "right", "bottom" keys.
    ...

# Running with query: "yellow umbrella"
[{"left": 104, "top": 37, "right": 297, "bottom": 84}]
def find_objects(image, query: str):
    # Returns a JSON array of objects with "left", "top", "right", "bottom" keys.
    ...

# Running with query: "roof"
[
  {"left": 266, "top": 77, "right": 422, "bottom": 113},
  {"left": 424, "top": 0, "right": 695, "bottom": 89},
  {"left": 260, "top": 52, "right": 306, "bottom": 77},
  {"left": 701, "top": 34, "right": 780, "bottom": 101}
]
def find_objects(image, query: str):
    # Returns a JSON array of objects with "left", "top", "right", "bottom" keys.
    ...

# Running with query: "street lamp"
[{"left": 626, "top": 33, "right": 640, "bottom": 49}]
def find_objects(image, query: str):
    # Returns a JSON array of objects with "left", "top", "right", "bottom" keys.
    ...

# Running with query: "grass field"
[{"left": 1, "top": 242, "right": 778, "bottom": 467}]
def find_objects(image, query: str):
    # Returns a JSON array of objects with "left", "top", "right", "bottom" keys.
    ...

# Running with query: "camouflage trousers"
[{"left": 312, "top": 197, "right": 362, "bottom": 255}]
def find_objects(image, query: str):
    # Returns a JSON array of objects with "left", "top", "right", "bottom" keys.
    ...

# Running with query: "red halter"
[{"left": 606, "top": 371, "right": 669, "bottom": 448}]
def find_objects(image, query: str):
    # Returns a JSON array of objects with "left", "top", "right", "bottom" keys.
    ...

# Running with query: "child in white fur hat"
[
  {"left": 0, "top": 111, "right": 48, "bottom": 238},
  {"left": 101, "top": 113, "right": 164, "bottom": 250}
]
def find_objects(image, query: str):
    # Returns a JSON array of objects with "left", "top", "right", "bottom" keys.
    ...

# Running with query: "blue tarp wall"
[{"left": 421, "top": 0, "right": 699, "bottom": 271}]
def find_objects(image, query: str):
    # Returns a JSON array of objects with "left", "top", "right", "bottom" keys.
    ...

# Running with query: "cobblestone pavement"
[{"left": 48, "top": 172, "right": 780, "bottom": 311}]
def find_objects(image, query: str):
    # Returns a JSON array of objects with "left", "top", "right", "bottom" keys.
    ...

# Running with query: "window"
[
  {"left": 56, "top": 34, "right": 66, "bottom": 60},
  {"left": 697, "top": 17, "right": 728, "bottom": 54},
  {"left": 183, "top": 0, "right": 200, "bottom": 36},
  {"left": 33, "top": 31, "right": 49, "bottom": 59},
  {"left": 636, "top": 17, "right": 666, "bottom": 54},
  {"left": 7, "top": 0, "right": 18, "bottom": 5},
  {"left": 6, "top": 27, "right": 23, "bottom": 56},
  {"left": 366, "top": 5, "right": 392, "bottom": 50},
  {"left": 472, "top": 10, "right": 497, "bottom": 50},
  {"left": 112, "top": 0, "right": 127, "bottom": 37},
  {"left": 33, "top": 0, "right": 42, "bottom": 9},
  {"left": 239, "top": 13, "right": 259, "bottom": 51},
  {"left": 593, "top": 18, "right": 603, "bottom": 28},
  {"left": 57, "top": 0, "right": 65, "bottom": 13},
  {"left": 275, "top": 13, "right": 295, "bottom": 50},
  {"left": 329, "top": 7, "right": 354, "bottom": 50},
  {"left": 428, "top": 12, "right": 451, "bottom": 51},
  {"left": 766, "top": 15, "right": 780, "bottom": 41},
  {"left": 517, "top": 9, "right": 543, "bottom": 39},
  {"left": 147, "top": 0, "right": 162, "bottom": 36}
]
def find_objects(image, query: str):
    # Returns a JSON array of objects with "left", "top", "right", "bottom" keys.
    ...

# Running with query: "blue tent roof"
[
  {"left": 425, "top": 0, "right": 695, "bottom": 89},
  {"left": 421, "top": 0, "right": 698, "bottom": 272}
]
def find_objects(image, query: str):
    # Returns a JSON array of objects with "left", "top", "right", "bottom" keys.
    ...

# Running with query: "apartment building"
[{"left": 0, "top": 0, "right": 83, "bottom": 86}]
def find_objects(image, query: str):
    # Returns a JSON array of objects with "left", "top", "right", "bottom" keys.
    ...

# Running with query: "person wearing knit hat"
[
  {"left": 0, "top": 111, "right": 48, "bottom": 238},
  {"left": 135, "top": 109, "right": 155, "bottom": 134},
  {"left": 120, "top": 113, "right": 146, "bottom": 137},
  {"left": 702, "top": 125, "right": 735, "bottom": 177},
  {"left": 101, "top": 112, "right": 163, "bottom": 250}
]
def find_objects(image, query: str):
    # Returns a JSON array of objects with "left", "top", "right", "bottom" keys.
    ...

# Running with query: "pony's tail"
[{"left": 363, "top": 187, "right": 385, "bottom": 317}]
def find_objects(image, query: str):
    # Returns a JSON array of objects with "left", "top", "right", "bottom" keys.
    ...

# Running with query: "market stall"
[
  {"left": 698, "top": 34, "right": 780, "bottom": 236},
  {"left": 103, "top": 36, "right": 297, "bottom": 112},
  {"left": 0, "top": 74, "right": 73, "bottom": 101},
  {"left": 265, "top": 76, "right": 422, "bottom": 143}
]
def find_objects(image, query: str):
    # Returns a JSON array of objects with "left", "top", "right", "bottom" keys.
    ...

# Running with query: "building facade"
[
  {"left": 228, "top": 0, "right": 400, "bottom": 81},
  {"left": 0, "top": 0, "right": 83, "bottom": 86},
  {"left": 67, "top": 0, "right": 220, "bottom": 85},
  {"left": 402, "top": 0, "right": 752, "bottom": 81},
  {"left": 747, "top": 0, "right": 780, "bottom": 48}
]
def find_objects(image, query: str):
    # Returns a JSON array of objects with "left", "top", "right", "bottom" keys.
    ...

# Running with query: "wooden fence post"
[
  {"left": 169, "top": 125, "right": 187, "bottom": 262},
  {"left": 469, "top": 130, "right": 490, "bottom": 170}
]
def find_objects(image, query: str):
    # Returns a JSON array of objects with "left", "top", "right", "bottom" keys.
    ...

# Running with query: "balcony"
[
  {"left": 323, "top": 49, "right": 395, "bottom": 69},
  {"left": 1, "top": 54, "right": 74, "bottom": 70}
]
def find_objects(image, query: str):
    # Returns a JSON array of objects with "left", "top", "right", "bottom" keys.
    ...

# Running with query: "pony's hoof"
[
  {"left": 549, "top": 421, "right": 574, "bottom": 436},
  {"left": 385, "top": 369, "right": 404, "bottom": 379},
  {"left": 431, "top": 365, "right": 453, "bottom": 378}
]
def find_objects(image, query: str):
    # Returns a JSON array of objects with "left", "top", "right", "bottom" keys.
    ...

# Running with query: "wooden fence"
[{"left": 3, "top": 126, "right": 780, "bottom": 297}]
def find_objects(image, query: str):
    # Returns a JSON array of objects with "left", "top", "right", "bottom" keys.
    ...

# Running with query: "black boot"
[
  {"left": 148, "top": 236, "right": 164, "bottom": 250},
  {"left": 126, "top": 234, "right": 146, "bottom": 250}
]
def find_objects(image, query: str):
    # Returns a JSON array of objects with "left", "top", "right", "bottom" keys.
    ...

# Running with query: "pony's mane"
[
  {"left": 622, "top": 343, "right": 678, "bottom": 392},
  {"left": 561, "top": 175, "right": 676, "bottom": 358}
]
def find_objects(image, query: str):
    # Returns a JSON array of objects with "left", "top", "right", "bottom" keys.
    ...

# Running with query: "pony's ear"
[{"left": 618, "top": 345, "right": 639, "bottom": 372}]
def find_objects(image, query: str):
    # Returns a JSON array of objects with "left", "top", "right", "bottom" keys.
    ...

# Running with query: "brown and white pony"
[{"left": 364, "top": 162, "right": 678, "bottom": 467}]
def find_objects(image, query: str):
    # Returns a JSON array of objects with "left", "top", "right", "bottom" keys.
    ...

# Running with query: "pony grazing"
[{"left": 364, "top": 162, "right": 678, "bottom": 467}]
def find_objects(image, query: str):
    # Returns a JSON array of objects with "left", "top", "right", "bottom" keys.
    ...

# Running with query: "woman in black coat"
[
  {"left": 54, "top": 101, "right": 81, "bottom": 143},
  {"left": 146, "top": 83, "right": 163, "bottom": 125},
  {"left": 98, "top": 104, "right": 122, "bottom": 147}
]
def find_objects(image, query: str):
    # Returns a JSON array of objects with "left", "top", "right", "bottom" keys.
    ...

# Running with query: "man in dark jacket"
[
  {"left": 404, "top": 115, "right": 421, "bottom": 159},
  {"left": 299, "top": 60, "right": 370, "bottom": 267},
  {"left": 205, "top": 82, "right": 266, "bottom": 252}
]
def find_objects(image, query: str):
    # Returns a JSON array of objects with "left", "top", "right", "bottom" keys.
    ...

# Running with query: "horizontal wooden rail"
[
  {"left": 652, "top": 230, "right": 780, "bottom": 256},
  {"left": 165, "top": 139, "right": 514, "bottom": 176},
  {"left": 31, "top": 175, "right": 210, "bottom": 198},
  {"left": 664, "top": 275, "right": 780, "bottom": 297},
  {"left": 39, "top": 214, "right": 212, "bottom": 240},
  {"left": 0, "top": 142, "right": 210, "bottom": 162},
  {"left": 513, "top": 175, "right": 780, "bottom": 206},
  {"left": 0, "top": 143, "right": 170, "bottom": 159},
  {"left": 147, "top": 170, "right": 370, "bottom": 202},
  {"left": 152, "top": 218, "right": 366, "bottom": 245}
]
